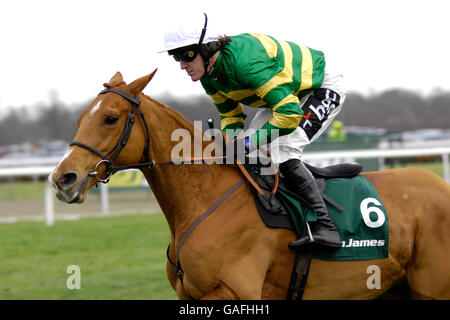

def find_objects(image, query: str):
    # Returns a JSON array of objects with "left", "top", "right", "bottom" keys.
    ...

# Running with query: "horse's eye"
[{"left": 104, "top": 115, "right": 119, "bottom": 126}]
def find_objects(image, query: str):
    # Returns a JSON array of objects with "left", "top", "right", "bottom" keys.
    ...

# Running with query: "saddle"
[{"left": 245, "top": 162, "right": 363, "bottom": 233}]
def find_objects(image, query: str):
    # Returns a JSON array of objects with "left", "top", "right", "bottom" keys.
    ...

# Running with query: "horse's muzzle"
[{"left": 48, "top": 171, "right": 91, "bottom": 204}]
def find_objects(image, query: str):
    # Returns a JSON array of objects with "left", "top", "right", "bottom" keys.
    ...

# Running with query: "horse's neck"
[{"left": 139, "top": 96, "right": 242, "bottom": 237}]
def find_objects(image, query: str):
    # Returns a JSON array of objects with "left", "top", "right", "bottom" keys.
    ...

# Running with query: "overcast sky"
[{"left": 1, "top": 0, "right": 449, "bottom": 113}]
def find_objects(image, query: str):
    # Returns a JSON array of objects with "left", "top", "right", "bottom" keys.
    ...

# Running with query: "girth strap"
[
  {"left": 167, "top": 178, "right": 246, "bottom": 283},
  {"left": 287, "top": 247, "right": 313, "bottom": 300}
]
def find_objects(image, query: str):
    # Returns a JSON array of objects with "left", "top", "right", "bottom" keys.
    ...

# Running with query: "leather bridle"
[
  {"left": 69, "top": 87, "right": 278, "bottom": 195},
  {"left": 70, "top": 88, "right": 154, "bottom": 183}
]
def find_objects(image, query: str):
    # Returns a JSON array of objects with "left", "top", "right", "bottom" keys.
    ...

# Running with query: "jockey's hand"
[
  {"left": 225, "top": 137, "right": 257, "bottom": 163},
  {"left": 244, "top": 136, "right": 257, "bottom": 154}
]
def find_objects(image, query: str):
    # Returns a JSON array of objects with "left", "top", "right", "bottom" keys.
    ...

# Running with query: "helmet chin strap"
[
  {"left": 199, "top": 50, "right": 210, "bottom": 79},
  {"left": 199, "top": 41, "right": 219, "bottom": 78}
]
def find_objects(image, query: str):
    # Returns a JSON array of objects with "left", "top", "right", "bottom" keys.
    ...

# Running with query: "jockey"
[{"left": 161, "top": 13, "right": 345, "bottom": 250}]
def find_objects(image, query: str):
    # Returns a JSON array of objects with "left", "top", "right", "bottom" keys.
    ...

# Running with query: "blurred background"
[{"left": 0, "top": 0, "right": 449, "bottom": 299}]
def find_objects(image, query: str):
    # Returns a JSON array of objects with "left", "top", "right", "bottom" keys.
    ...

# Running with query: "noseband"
[{"left": 70, "top": 88, "right": 153, "bottom": 183}]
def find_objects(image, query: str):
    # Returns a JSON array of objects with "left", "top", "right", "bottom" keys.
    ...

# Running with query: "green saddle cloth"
[{"left": 268, "top": 174, "right": 389, "bottom": 261}]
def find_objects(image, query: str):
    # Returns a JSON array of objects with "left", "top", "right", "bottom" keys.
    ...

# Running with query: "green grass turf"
[{"left": 0, "top": 213, "right": 178, "bottom": 299}]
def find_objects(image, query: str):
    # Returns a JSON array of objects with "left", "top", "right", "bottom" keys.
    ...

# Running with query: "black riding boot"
[{"left": 279, "top": 159, "right": 342, "bottom": 250}]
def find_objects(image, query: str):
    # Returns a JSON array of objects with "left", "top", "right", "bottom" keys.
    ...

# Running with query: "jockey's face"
[{"left": 179, "top": 54, "right": 205, "bottom": 82}]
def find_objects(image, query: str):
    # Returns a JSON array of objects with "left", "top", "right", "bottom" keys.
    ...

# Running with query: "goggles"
[{"left": 172, "top": 47, "right": 199, "bottom": 62}]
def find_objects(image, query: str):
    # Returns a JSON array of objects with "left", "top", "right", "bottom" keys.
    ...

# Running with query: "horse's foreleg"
[{"left": 200, "top": 281, "right": 240, "bottom": 300}]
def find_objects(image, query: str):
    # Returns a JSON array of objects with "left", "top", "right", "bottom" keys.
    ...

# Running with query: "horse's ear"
[
  {"left": 128, "top": 69, "right": 158, "bottom": 96},
  {"left": 104, "top": 71, "right": 125, "bottom": 88}
]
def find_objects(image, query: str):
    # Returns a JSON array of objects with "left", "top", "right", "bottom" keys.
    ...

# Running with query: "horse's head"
[{"left": 49, "top": 70, "right": 157, "bottom": 203}]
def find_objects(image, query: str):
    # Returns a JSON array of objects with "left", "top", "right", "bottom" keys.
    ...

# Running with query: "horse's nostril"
[{"left": 58, "top": 172, "right": 78, "bottom": 190}]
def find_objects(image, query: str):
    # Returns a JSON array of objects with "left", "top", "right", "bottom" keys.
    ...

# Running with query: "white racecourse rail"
[{"left": 0, "top": 147, "right": 449, "bottom": 226}]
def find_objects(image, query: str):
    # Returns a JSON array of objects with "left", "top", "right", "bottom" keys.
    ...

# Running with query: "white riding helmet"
[{"left": 159, "top": 12, "right": 221, "bottom": 53}]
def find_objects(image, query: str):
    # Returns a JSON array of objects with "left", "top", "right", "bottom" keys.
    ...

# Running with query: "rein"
[{"left": 69, "top": 87, "right": 278, "bottom": 195}]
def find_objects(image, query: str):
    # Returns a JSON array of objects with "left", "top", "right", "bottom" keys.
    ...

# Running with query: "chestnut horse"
[{"left": 49, "top": 71, "right": 450, "bottom": 300}]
